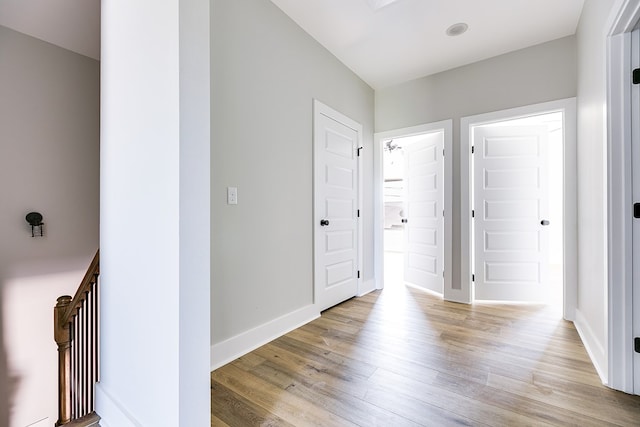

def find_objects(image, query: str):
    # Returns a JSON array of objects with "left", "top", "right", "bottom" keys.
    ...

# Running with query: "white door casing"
[
  {"left": 461, "top": 99, "right": 577, "bottom": 311},
  {"left": 403, "top": 132, "right": 444, "bottom": 294},
  {"left": 313, "top": 100, "right": 362, "bottom": 311},
  {"left": 473, "top": 125, "right": 549, "bottom": 301},
  {"left": 632, "top": 27, "right": 640, "bottom": 394},
  {"left": 606, "top": 1, "right": 640, "bottom": 394}
]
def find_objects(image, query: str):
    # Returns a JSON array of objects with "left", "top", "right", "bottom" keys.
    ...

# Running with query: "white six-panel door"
[
  {"left": 314, "top": 101, "right": 361, "bottom": 311},
  {"left": 403, "top": 132, "right": 444, "bottom": 294},
  {"left": 473, "top": 125, "right": 549, "bottom": 301}
]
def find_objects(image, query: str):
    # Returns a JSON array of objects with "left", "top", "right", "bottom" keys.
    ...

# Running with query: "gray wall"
[
  {"left": 375, "top": 35, "right": 577, "bottom": 291},
  {"left": 0, "top": 25, "right": 99, "bottom": 426},
  {"left": 211, "top": 0, "right": 374, "bottom": 344}
]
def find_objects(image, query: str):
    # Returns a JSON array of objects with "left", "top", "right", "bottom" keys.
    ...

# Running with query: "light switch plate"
[{"left": 227, "top": 187, "right": 238, "bottom": 205}]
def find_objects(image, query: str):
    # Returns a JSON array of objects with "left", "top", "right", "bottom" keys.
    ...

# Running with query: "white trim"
[
  {"left": 460, "top": 116, "right": 474, "bottom": 304},
  {"left": 358, "top": 278, "right": 376, "bottom": 296},
  {"left": 374, "top": 128, "right": 385, "bottom": 290},
  {"left": 460, "top": 98, "right": 578, "bottom": 314},
  {"left": 28, "top": 418, "right": 50, "bottom": 427},
  {"left": 607, "top": 0, "right": 640, "bottom": 36},
  {"left": 563, "top": 102, "right": 579, "bottom": 321},
  {"left": 575, "top": 309, "right": 608, "bottom": 384},
  {"left": 312, "top": 99, "right": 364, "bottom": 309},
  {"left": 373, "top": 120, "right": 453, "bottom": 298},
  {"left": 210, "top": 304, "right": 319, "bottom": 371},
  {"left": 606, "top": 0, "right": 640, "bottom": 394},
  {"left": 96, "top": 383, "right": 143, "bottom": 427},
  {"left": 444, "top": 123, "right": 453, "bottom": 302}
]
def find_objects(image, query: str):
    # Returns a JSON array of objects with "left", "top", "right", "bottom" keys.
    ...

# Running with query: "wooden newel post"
[{"left": 54, "top": 295, "right": 72, "bottom": 426}]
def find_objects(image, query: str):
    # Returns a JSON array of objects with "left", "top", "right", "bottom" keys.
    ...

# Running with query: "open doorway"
[
  {"left": 374, "top": 120, "right": 453, "bottom": 297},
  {"left": 382, "top": 138, "right": 405, "bottom": 290},
  {"left": 472, "top": 112, "right": 564, "bottom": 310},
  {"left": 461, "top": 98, "right": 577, "bottom": 318}
]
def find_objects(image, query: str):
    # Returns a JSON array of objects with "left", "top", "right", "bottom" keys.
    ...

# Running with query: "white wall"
[
  {"left": 376, "top": 36, "right": 577, "bottom": 296},
  {"left": 98, "top": 0, "right": 210, "bottom": 425},
  {"left": 0, "top": 25, "right": 99, "bottom": 427},
  {"left": 573, "top": 0, "right": 619, "bottom": 381},
  {"left": 210, "top": 0, "right": 374, "bottom": 358}
]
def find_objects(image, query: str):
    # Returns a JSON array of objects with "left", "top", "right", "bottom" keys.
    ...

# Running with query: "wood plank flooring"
[{"left": 211, "top": 284, "right": 640, "bottom": 426}]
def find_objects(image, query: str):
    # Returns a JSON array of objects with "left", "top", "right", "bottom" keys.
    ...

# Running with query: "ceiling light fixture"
[{"left": 446, "top": 23, "right": 469, "bottom": 37}]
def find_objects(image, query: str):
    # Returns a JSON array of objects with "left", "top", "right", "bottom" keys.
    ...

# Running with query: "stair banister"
[{"left": 53, "top": 250, "right": 100, "bottom": 426}]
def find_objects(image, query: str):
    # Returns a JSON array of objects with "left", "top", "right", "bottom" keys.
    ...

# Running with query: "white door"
[
  {"left": 473, "top": 125, "right": 549, "bottom": 301},
  {"left": 403, "top": 132, "right": 444, "bottom": 293},
  {"left": 313, "top": 101, "right": 361, "bottom": 311}
]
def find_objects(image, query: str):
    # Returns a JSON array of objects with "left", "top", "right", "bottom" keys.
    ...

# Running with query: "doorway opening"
[
  {"left": 382, "top": 137, "right": 405, "bottom": 290},
  {"left": 461, "top": 98, "right": 577, "bottom": 318},
  {"left": 374, "top": 120, "right": 453, "bottom": 298},
  {"left": 472, "top": 112, "right": 564, "bottom": 310}
]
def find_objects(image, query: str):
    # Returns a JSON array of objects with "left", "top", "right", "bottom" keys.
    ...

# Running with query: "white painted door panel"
[
  {"left": 314, "top": 107, "right": 360, "bottom": 311},
  {"left": 474, "top": 125, "right": 549, "bottom": 301},
  {"left": 403, "top": 132, "right": 444, "bottom": 294}
]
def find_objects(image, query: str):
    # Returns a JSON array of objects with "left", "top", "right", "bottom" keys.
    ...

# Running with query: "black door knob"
[
  {"left": 541, "top": 220, "right": 550, "bottom": 226},
  {"left": 320, "top": 219, "right": 330, "bottom": 226},
  {"left": 401, "top": 218, "right": 408, "bottom": 224}
]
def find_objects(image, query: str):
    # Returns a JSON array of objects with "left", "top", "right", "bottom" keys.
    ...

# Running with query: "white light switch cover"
[{"left": 227, "top": 187, "right": 238, "bottom": 205}]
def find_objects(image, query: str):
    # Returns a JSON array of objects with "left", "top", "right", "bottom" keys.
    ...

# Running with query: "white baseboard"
[
  {"left": 210, "top": 304, "right": 319, "bottom": 371},
  {"left": 358, "top": 279, "right": 376, "bottom": 296},
  {"left": 26, "top": 417, "right": 49, "bottom": 427},
  {"left": 573, "top": 309, "right": 608, "bottom": 385},
  {"left": 95, "top": 383, "right": 142, "bottom": 427}
]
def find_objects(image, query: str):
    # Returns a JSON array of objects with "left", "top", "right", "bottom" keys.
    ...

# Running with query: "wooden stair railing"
[{"left": 54, "top": 250, "right": 100, "bottom": 426}]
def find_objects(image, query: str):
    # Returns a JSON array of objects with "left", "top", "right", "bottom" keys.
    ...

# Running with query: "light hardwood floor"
[{"left": 211, "top": 283, "right": 640, "bottom": 426}]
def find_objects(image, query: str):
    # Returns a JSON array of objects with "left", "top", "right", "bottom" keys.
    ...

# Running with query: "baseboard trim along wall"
[
  {"left": 210, "top": 304, "right": 319, "bottom": 371},
  {"left": 573, "top": 309, "right": 607, "bottom": 385},
  {"left": 358, "top": 279, "right": 376, "bottom": 297},
  {"left": 95, "top": 383, "right": 142, "bottom": 427}
]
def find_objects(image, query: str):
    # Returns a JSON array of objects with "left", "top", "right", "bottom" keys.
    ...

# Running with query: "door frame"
[
  {"left": 606, "top": 0, "right": 640, "bottom": 394},
  {"left": 373, "top": 120, "right": 453, "bottom": 297},
  {"left": 313, "top": 99, "right": 363, "bottom": 308},
  {"left": 460, "top": 98, "right": 577, "bottom": 315}
]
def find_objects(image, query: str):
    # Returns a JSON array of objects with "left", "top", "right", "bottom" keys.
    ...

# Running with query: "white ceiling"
[
  {"left": 270, "top": 0, "right": 585, "bottom": 89},
  {"left": 0, "top": 0, "right": 585, "bottom": 89},
  {"left": 0, "top": 0, "right": 100, "bottom": 60}
]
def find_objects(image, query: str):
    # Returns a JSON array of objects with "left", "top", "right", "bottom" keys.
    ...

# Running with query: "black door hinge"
[
  {"left": 634, "top": 203, "right": 640, "bottom": 218},
  {"left": 357, "top": 147, "right": 363, "bottom": 157},
  {"left": 472, "top": 274, "right": 475, "bottom": 282},
  {"left": 633, "top": 68, "right": 640, "bottom": 84},
  {"left": 357, "top": 209, "right": 360, "bottom": 218},
  {"left": 472, "top": 210, "right": 475, "bottom": 218},
  {"left": 357, "top": 270, "right": 361, "bottom": 279},
  {"left": 471, "top": 146, "right": 475, "bottom": 154},
  {"left": 635, "top": 337, "right": 640, "bottom": 353}
]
